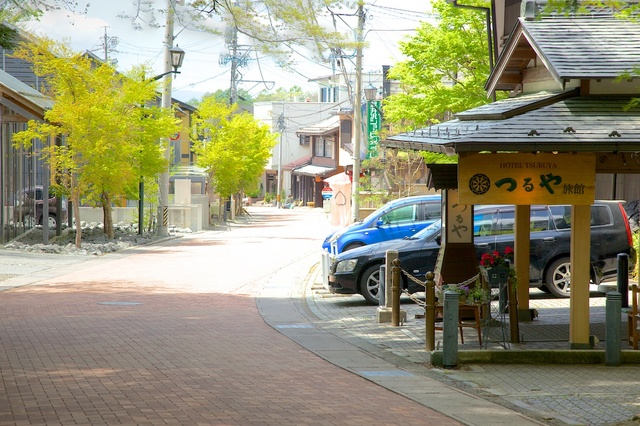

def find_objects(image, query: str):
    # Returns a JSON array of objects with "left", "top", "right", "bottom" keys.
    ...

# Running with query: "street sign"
[{"left": 321, "top": 187, "right": 333, "bottom": 200}]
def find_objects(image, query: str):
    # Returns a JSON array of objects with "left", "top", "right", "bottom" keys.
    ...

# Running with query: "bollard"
[
  {"left": 378, "top": 265, "right": 386, "bottom": 308},
  {"left": 442, "top": 290, "right": 459, "bottom": 368},
  {"left": 321, "top": 250, "right": 330, "bottom": 290},
  {"left": 391, "top": 258, "right": 401, "bottom": 326},
  {"left": 508, "top": 276, "right": 520, "bottom": 343},
  {"left": 617, "top": 253, "right": 629, "bottom": 309},
  {"left": 425, "top": 272, "right": 436, "bottom": 352},
  {"left": 605, "top": 291, "right": 622, "bottom": 366}
]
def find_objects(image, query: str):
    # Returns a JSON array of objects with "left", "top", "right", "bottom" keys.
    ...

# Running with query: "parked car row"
[{"left": 327, "top": 201, "right": 633, "bottom": 304}]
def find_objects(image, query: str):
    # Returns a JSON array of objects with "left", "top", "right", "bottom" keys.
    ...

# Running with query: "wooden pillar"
[
  {"left": 514, "top": 205, "right": 530, "bottom": 315},
  {"left": 569, "top": 204, "right": 591, "bottom": 348}
]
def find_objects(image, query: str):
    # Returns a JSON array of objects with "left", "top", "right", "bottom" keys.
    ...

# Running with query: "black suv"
[{"left": 328, "top": 201, "right": 633, "bottom": 304}]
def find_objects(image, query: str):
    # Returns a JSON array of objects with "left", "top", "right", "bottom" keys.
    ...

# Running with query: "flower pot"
[{"left": 487, "top": 266, "right": 510, "bottom": 286}]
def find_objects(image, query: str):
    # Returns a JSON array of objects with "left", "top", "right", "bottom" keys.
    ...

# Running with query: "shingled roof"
[
  {"left": 385, "top": 93, "right": 640, "bottom": 154},
  {"left": 488, "top": 12, "right": 640, "bottom": 92}
]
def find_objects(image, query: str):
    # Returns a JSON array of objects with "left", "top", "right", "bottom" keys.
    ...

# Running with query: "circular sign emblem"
[
  {"left": 170, "top": 132, "right": 180, "bottom": 141},
  {"left": 469, "top": 173, "right": 491, "bottom": 195},
  {"left": 321, "top": 187, "right": 333, "bottom": 200}
]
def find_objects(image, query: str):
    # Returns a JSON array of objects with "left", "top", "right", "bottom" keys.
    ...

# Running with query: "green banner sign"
[{"left": 366, "top": 100, "right": 381, "bottom": 159}]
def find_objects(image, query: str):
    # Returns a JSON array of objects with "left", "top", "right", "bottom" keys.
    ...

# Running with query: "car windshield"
[{"left": 407, "top": 219, "right": 442, "bottom": 240}]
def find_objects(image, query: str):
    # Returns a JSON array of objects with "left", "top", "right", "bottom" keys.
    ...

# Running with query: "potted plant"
[{"left": 480, "top": 247, "right": 515, "bottom": 286}]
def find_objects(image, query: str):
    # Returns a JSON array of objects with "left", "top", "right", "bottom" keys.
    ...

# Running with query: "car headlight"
[
  {"left": 335, "top": 259, "right": 358, "bottom": 273},
  {"left": 329, "top": 229, "right": 346, "bottom": 243}
]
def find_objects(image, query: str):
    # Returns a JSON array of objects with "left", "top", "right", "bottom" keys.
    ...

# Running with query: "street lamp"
[
  {"left": 364, "top": 84, "right": 377, "bottom": 102},
  {"left": 138, "top": 45, "right": 186, "bottom": 235}
]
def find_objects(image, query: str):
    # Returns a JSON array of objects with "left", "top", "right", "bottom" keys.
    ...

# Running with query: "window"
[
  {"left": 299, "top": 135, "right": 310, "bottom": 145},
  {"left": 423, "top": 203, "right": 441, "bottom": 220},
  {"left": 474, "top": 212, "right": 495, "bottom": 236},
  {"left": 314, "top": 137, "right": 324, "bottom": 156},
  {"left": 550, "top": 206, "right": 571, "bottom": 230},
  {"left": 380, "top": 205, "right": 417, "bottom": 225},
  {"left": 314, "top": 136, "right": 334, "bottom": 158},
  {"left": 549, "top": 205, "right": 613, "bottom": 230},
  {"left": 496, "top": 211, "right": 514, "bottom": 234},
  {"left": 530, "top": 209, "right": 551, "bottom": 232},
  {"left": 590, "top": 205, "right": 612, "bottom": 227}
]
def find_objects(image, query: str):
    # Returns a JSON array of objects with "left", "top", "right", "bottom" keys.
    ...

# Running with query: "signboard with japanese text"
[
  {"left": 366, "top": 100, "right": 381, "bottom": 159},
  {"left": 458, "top": 153, "right": 595, "bottom": 205},
  {"left": 442, "top": 190, "right": 474, "bottom": 244}
]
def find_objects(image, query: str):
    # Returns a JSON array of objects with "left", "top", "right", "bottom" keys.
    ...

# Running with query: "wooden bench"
[
  {"left": 435, "top": 303, "right": 483, "bottom": 346},
  {"left": 628, "top": 285, "right": 640, "bottom": 349}
]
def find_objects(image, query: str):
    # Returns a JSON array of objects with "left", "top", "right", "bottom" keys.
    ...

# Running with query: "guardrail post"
[
  {"left": 391, "top": 258, "right": 401, "bottom": 326},
  {"left": 442, "top": 290, "right": 459, "bottom": 368},
  {"left": 618, "top": 253, "right": 629, "bottom": 309},
  {"left": 606, "top": 291, "right": 622, "bottom": 366},
  {"left": 425, "top": 271, "right": 436, "bottom": 352}
]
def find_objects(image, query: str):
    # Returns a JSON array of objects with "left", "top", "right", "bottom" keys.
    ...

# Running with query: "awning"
[
  {"left": 283, "top": 156, "right": 311, "bottom": 171},
  {"left": 293, "top": 164, "right": 335, "bottom": 176},
  {"left": 296, "top": 115, "right": 340, "bottom": 136}
]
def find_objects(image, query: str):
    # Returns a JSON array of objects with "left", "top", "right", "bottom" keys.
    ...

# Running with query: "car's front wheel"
[
  {"left": 360, "top": 264, "right": 382, "bottom": 305},
  {"left": 545, "top": 258, "right": 571, "bottom": 298},
  {"left": 343, "top": 242, "right": 365, "bottom": 252}
]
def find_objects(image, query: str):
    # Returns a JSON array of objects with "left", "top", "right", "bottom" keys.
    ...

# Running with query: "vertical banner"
[
  {"left": 443, "top": 189, "right": 474, "bottom": 244},
  {"left": 366, "top": 100, "right": 381, "bottom": 159}
]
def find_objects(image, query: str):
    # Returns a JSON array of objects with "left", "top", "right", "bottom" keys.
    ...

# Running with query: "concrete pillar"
[
  {"left": 606, "top": 291, "right": 621, "bottom": 366},
  {"left": 442, "top": 290, "right": 459, "bottom": 368}
]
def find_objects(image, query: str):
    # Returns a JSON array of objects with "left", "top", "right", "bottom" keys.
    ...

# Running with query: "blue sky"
[{"left": 22, "top": 1, "right": 434, "bottom": 102}]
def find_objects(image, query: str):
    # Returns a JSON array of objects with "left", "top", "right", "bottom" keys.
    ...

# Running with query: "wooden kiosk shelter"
[{"left": 384, "top": 6, "right": 640, "bottom": 348}]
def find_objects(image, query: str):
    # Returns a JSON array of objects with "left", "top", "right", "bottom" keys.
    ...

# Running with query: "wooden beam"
[
  {"left": 595, "top": 153, "right": 640, "bottom": 174},
  {"left": 570, "top": 204, "right": 591, "bottom": 348}
]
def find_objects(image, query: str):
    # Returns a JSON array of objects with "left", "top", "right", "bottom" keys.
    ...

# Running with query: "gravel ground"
[{"left": 3, "top": 223, "right": 189, "bottom": 256}]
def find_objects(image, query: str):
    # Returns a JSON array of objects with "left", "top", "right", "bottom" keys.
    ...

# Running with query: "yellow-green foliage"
[
  {"left": 191, "top": 98, "right": 277, "bottom": 198},
  {"left": 11, "top": 36, "right": 179, "bottom": 238}
]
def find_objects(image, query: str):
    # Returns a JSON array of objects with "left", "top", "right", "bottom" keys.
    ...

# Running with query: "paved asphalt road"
[{"left": 0, "top": 206, "right": 469, "bottom": 425}]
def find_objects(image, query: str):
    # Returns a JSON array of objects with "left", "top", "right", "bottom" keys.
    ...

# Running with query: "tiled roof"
[
  {"left": 523, "top": 17, "right": 640, "bottom": 80},
  {"left": 384, "top": 95, "right": 640, "bottom": 154},
  {"left": 487, "top": 13, "right": 640, "bottom": 92},
  {"left": 296, "top": 115, "right": 340, "bottom": 136}
]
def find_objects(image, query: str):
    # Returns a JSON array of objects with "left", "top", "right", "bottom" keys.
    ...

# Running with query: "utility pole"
[
  {"left": 276, "top": 106, "right": 285, "bottom": 208},
  {"left": 228, "top": 26, "right": 239, "bottom": 105},
  {"left": 352, "top": 1, "right": 365, "bottom": 222},
  {"left": 96, "top": 26, "right": 118, "bottom": 66},
  {"left": 158, "top": 0, "right": 175, "bottom": 237}
]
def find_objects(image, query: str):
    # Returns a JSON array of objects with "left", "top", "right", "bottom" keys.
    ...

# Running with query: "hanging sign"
[
  {"left": 443, "top": 190, "right": 473, "bottom": 244},
  {"left": 366, "top": 100, "right": 381, "bottom": 159},
  {"left": 458, "top": 152, "right": 595, "bottom": 205}
]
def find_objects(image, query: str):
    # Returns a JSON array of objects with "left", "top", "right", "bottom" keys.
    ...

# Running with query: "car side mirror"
[
  {"left": 376, "top": 219, "right": 384, "bottom": 227},
  {"left": 435, "top": 235, "right": 442, "bottom": 245}
]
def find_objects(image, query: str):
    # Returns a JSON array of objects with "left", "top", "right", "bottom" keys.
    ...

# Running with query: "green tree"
[
  {"left": 12, "top": 37, "right": 178, "bottom": 246},
  {"left": 191, "top": 98, "right": 276, "bottom": 215},
  {"left": 384, "top": 0, "right": 496, "bottom": 132},
  {"left": 253, "top": 86, "right": 316, "bottom": 102},
  {"left": 121, "top": 0, "right": 362, "bottom": 75}
]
